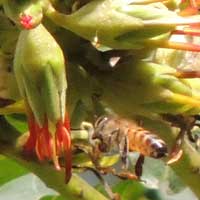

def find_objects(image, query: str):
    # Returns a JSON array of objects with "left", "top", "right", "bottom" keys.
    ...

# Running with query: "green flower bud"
[
  {"left": 14, "top": 23, "right": 67, "bottom": 125},
  {"left": 93, "top": 59, "right": 200, "bottom": 117},
  {"left": 14, "top": 23, "right": 71, "bottom": 181},
  {"left": 46, "top": 0, "right": 200, "bottom": 51}
]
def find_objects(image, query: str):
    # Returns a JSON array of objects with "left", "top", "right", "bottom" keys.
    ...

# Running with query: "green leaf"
[
  {"left": 113, "top": 180, "right": 146, "bottom": 200},
  {"left": 5, "top": 114, "right": 28, "bottom": 134},
  {"left": 0, "top": 100, "right": 25, "bottom": 115},
  {"left": 0, "top": 173, "right": 58, "bottom": 200},
  {"left": 0, "top": 155, "right": 27, "bottom": 186},
  {"left": 0, "top": 12, "right": 19, "bottom": 54}
]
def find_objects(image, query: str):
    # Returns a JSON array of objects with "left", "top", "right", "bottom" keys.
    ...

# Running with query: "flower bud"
[
  {"left": 14, "top": 23, "right": 71, "bottom": 182},
  {"left": 94, "top": 59, "right": 200, "bottom": 117},
  {"left": 46, "top": 0, "right": 200, "bottom": 51}
]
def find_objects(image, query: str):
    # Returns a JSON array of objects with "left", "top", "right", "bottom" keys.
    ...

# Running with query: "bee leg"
[
  {"left": 186, "top": 126, "right": 200, "bottom": 150},
  {"left": 168, "top": 115, "right": 200, "bottom": 164},
  {"left": 119, "top": 135, "right": 129, "bottom": 170},
  {"left": 167, "top": 128, "right": 185, "bottom": 164},
  {"left": 110, "top": 154, "right": 144, "bottom": 181},
  {"left": 194, "top": 134, "right": 200, "bottom": 150},
  {"left": 113, "top": 171, "right": 139, "bottom": 181},
  {"left": 73, "top": 165, "right": 120, "bottom": 200},
  {"left": 73, "top": 141, "right": 103, "bottom": 170},
  {"left": 73, "top": 140, "right": 116, "bottom": 176},
  {"left": 188, "top": 128, "right": 200, "bottom": 150},
  {"left": 193, "top": 115, "right": 200, "bottom": 150},
  {"left": 135, "top": 154, "right": 145, "bottom": 179},
  {"left": 162, "top": 114, "right": 197, "bottom": 164},
  {"left": 187, "top": 129, "right": 196, "bottom": 143},
  {"left": 78, "top": 121, "right": 110, "bottom": 169},
  {"left": 90, "top": 143, "right": 116, "bottom": 175},
  {"left": 184, "top": 115, "right": 199, "bottom": 144},
  {"left": 92, "top": 168, "right": 121, "bottom": 200},
  {"left": 167, "top": 69, "right": 200, "bottom": 78}
]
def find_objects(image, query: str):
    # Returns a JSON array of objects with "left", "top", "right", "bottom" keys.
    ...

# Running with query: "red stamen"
[
  {"left": 35, "top": 131, "right": 45, "bottom": 161},
  {"left": 65, "top": 145, "right": 72, "bottom": 183},
  {"left": 40, "top": 126, "right": 53, "bottom": 159},
  {"left": 169, "top": 70, "right": 200, "bottom": 78},
  {"left": 61, "top": 127, "right": 72, "bottom": 183},
  {"left": 23, "top": 114, "right": 37, "bottom": 153},
  {"left": 24, "top": 110, "right": 71, "bottom": 181},
  {"left": 62, "top": 127, "right": 71, "bottom": 152},
  {"left": 30, "top": 119, "right": 53, "bottom": 162},
  {"left": 160, "top": 41, "right": 200, "bottom": 51},
  {"left": 179, "top": 7, "right": 199, "bottom": 16},
  {"left": 179, "top": 0, "right": 199, "bottom": 16},
  {"left": 20, "top": 14, "right": 33, "bottom": 29},
  {"left": 64, "top": 114, "right": 71, "bottom": 132},
  {"left": 55, "top": 134, "right": 62, "bottom": 155},
  {"left": 189, "top": 0, "right": 198, "bottom": 8},
  {"left": 56, "top": 119, "right": 72, "bottom": 183},
  {"left": 173, "top": 28, "right": 200, "bottom": 36}
]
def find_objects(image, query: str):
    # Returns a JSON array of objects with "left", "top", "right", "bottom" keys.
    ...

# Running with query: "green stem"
[
  {"left": 1, "top": 146, "right": 108, "bottom": 200},
  {"left": 45, "top": 3, "right": 72, "bottom": 29}
]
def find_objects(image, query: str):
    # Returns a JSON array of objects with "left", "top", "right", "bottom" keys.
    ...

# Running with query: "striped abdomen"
[{"left": 127, "top": 126, "right": 167, "bottom": 158}]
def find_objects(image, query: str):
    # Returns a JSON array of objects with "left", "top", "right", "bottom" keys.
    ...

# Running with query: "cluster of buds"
[
  {"left": 93, "top": 59, "right": 200, "bottom": 117},
  {"left": 1, "top": 0, "right": 200, "bottom": 184}
]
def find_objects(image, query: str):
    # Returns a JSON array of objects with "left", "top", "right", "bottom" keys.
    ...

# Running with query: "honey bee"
[{"left": 89, "top": 115, "right": 168, "bottom": 178}]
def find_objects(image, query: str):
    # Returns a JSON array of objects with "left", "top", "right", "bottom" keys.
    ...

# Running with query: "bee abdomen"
[{"left": 128, "top": 128, "right": 167, "bottom": 158}]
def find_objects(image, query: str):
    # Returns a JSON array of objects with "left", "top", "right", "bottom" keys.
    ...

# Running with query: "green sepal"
[{"left": 14, "top": 24, "right": 67, "bottom": 126}]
